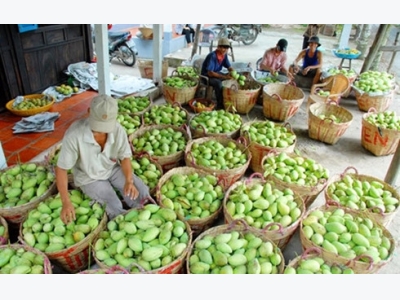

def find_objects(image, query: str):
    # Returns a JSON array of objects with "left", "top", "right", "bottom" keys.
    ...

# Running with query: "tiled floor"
[{"left": 0, "top": 90, "right": 99, "bottom": 166}]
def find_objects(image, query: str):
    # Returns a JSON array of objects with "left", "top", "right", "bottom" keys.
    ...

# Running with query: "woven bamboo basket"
[
  {"left": 299, "top": 205, "right": 395, "bottom": 274},
  {"left": 93, "top": 203, "right": 192, "bottom": 274},
  {"left": 222, "top": 174, "right": 305, "bottom": 250},
  {"left": 284, "top": 247, "right": 357, "bottom": 274},
  {"left": 222, "top": 79, "right": 261, "bottom": 114},
  {"left": 263, "top": 83, "right": 305, "bottom": 122},
  {"left": 310, "top": 73, "right": 351, "bottom": 105},
  {"left": 19, "top": 210, "right": 108, "bottom": 273},
  {"left": 138, "top": 59, "right": 168, "bottom": 79},
  {"left": 118, "top": 93, "right": 152, "bottom": 116},
  {"left": 6, "top": 94, "right": 55, "bottom": 117},
  {"left": 186, "top": 220, "right": 285, "bottom": 274},
  {"left": 128, "top": 124, "right": 191, "bottom": 172},
  {"left": 0, "top": 162, "right": 57, "bottom": 225},
  {"left": 308, "top": 102, "right": 353, "bottom": 145},
  {"left": 261, "top": 151, "right": 328, "bottom": 210},
  {"left": 0, "top": 243, "right": 53, "bottom": 274},
  {"left": 184, "top": 136, "right": 251, "bottom": 191},
  {"left": 324, "top": 166, "right": 400, "bottom": 227},
  {"left": 240, "top": 120, "right": 296, "bottom": 173},
  {"left": 361, "top": 109, "right": 400, "bottom": 156},
  {"left": 354, "top": 85, "right": 397, "bottom": 112},
  {"left": 142, "top": 102, "right": 189, "bottom": 127},
  {"left": 155, "top": 166, "right": 224, "bottom": 237},
  {"left": 188, "top": 111, "right": 242, "bottom": 139},
  {"left": 188, "top": 98, "right": 215, "bottom": 114},
  {"left": 131, "top": 152, "right": 164, "bottom": 197},
  {"left": 162, "top": 73, "right": 198, "bottom": 105},
  {"left": 0, "top": 216, "right": 9, "bottom": 245}
]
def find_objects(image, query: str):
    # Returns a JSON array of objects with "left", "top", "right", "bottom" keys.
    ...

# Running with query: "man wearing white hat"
[{"left": 55, "top": 94, "right": 151, "bottom": 224}]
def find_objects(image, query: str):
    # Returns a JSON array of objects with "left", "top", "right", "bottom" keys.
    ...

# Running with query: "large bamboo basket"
[
  {"left": 263, "top": 83, "right": 305, "bottom": 122},
  {"left": 155, "top": 166, "right": 224, "bottom": 237},
  {"left": 354, "top": 85, "right": 397, "bottom": 112},
  {"left": 19, "top": 207, "right": 108, "bottom": 273},
  {"left": 284, "top": 247, "right": 357, "bottom": 274},
  {"left": 361, "top": 109, "right": 400, "bottom": 156},
  {"left": 162, "top": 73, "right": 198, "bottom": 105},
  {"left": 184, "top": 136, "right": 252, "bottom": 191},
  {"left": 188, "top": 112, "right": 242, "bottom": 140},
  {"left": 299, "top": 205, "right": 395, "bottom": 274},
  {"left": 308, "top": 102, "right": 353, "bottom": 145},
  {"left": 222, "top": 79, "right": 262, "bottom": 114},
  {"left": 186, "top": 220, "right": 285, "bottom": 274},
  {"left": 128, "top": 124, "right": 191, "bottom": 172},
  {"left": 93, "top": 202, "right": 193, "bottom": 274},
  {"left": 240, "top": 120, "right": 296, "bottom": 173},
  {"left": 0, "top": 243, "right": 53, "bottom": 274},
  {"left": 261, "top": 151, "right": 329, "bottom": 210},
  {"left": 0, "top": 162, "right": 57, "bottom": 225},
  {"left": 222, "top": 174, "right": 305, "bottom": 251},
  {"left": 324, "top": 166, "right": 400, "bottom": 227}
]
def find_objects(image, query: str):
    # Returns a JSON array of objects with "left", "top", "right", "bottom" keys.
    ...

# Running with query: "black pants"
[
  {"left": 207, "top": 77, "right": 224, "bottom": 105},
  {"left": 182, "top": 27, "right": 195, "bottom": 43}
]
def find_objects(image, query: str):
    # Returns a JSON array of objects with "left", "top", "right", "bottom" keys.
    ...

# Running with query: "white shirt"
[{"left": 57, "top": 118, "right": 132, "bottom": 187}]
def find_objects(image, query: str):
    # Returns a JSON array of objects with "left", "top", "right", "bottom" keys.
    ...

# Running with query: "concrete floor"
[{"left": 32, "top": 25, "right": 400, "bottom": 274}]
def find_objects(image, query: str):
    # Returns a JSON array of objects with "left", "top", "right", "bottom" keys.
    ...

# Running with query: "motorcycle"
[
  {"left": 92, "top": 24, "right": 138, "bottom": 67},
  {"left": 210, "top": 24, "right": 261, "bottom": 45}
]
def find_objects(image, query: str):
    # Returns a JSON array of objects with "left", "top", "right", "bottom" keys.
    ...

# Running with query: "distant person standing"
[
  {"left": 176, "top": 24, "right": 196, "bottom": 47},
  {"left": 302, "top": 24, "right": 323, "bottom": 49}
]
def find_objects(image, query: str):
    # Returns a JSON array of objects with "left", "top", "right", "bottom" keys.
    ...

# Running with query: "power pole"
[{"left": 361, "top": 24, "right": 391, "bottom": 73}]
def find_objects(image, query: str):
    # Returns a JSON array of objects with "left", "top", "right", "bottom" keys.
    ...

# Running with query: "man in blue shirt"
[{"left": 201, "top": 38, "right": 235, "bottom": 109}]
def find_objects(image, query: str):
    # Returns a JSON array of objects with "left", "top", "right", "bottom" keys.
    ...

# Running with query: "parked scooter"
[
  {"left": 92, "top": 24, "right": 138, "bottom": 67},
  {"left": 210, "top": 24, "right": 261, "bottom": 45}
]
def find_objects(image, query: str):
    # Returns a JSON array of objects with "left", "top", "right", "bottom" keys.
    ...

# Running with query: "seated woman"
[{"left": 289, "top": 36, "right": 323, "bottom": 86}]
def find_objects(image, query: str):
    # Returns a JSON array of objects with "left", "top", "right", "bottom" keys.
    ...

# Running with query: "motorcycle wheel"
[
  {"left": 242, "top": 28, "right": 258, "bottom": 45},
  {"left": 210, "top": 25, "right": 228, "bottom": 39},
  {"left": 118, "top": 43, "right": 136, "bottom": 67}
]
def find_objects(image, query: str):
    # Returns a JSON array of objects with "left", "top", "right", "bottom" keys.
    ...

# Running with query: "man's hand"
[
  {"left": 124, "top": 181, "right": 139, "bottom": 200},
  {"left": 60, "top": 201, "right": 76, "bottom": 225}
]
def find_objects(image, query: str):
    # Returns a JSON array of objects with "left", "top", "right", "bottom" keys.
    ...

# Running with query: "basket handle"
[
  {"left": 105, "top": 265, "right": 131, "bottom": 274},
  {"left": 139, "top": 196, "right": 157, "bottom": 208},
  {"left": 245, "top": 172, "right": 265, "bottom": 185},
  {"left": 236, "top": 136, "right": 248, "bottom": 147},
  {"left": 340, "top": 166, "right": 359, "bottom": 179},
  {"left": 126, "top": 262, "right": 149, "bottom": 274},
  {"left": 227, "top": 219, "right": 249, "bottom": 231},
  {"left": 262, "top": 222, "right": 284, "bottom": 235},
  {"left": 181, "top": 123, "right": 192, "bottom": 140},
  {"left": 282, "top": 122, "right": 293, "bottom": 131},
  {"left": 300, "top": 247, "right": 322, "bottom": 259},
  {"left": 271, "top": 93, "right": 283, "bottom": 102},
  {"left": 370, "top": 205, "right": 385, "bottom": 216},
  {"left": 348, "top": 254, "right": 375, "bottom": 271},
  {"left": 184, "top": 149, "right": 196, "bottom": 167}
]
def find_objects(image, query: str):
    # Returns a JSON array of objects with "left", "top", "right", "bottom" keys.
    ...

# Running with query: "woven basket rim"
[
  {"left": 186, "top": 221, "right": 285, "bottom": 274},
  {"left": 93, "top": 205, "right": 193, "bottom": 274},
  {"left": 300, "top": 205, "right": 395, "bottom": 273},
  {"left": 0, "top": 243, "right": 53, "bottom": 274}
]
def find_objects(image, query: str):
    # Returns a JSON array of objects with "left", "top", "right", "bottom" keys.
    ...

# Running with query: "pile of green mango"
[
  {"left": 0, "top": 163, "right": 55, "bottom": 209},
  {"left": 143, "top": 103, "right": 188, "bottom": 127},
  {"left": 93, "top": 204, "right": 191, "bottom": 273},
  {"left": 0, "top": 245, "right": 49, "bottom": 274},
  {"left": 163, "top": 76, "right": 197, "bottom": 88}
]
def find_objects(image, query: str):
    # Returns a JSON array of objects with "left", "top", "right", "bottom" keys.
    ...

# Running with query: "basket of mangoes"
[{"left": 6, "top": 94, "right": 55, "bottom": 117}]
